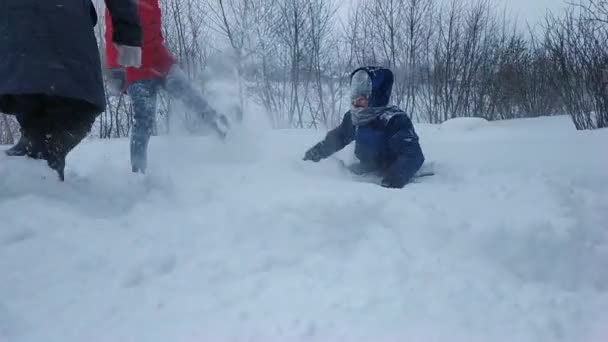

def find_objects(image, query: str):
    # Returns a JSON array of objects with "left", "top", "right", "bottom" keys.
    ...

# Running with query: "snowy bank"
[{"left": 0, "top": 115, "right": 607, "bottom": 342}]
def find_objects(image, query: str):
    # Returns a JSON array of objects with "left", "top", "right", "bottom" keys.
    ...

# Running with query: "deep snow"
[{"left": 0, "top": 115, "right": 607, "bottom": 342}]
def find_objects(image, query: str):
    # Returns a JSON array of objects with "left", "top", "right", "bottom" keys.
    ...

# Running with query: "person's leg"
[
  {"left": 162, "top": 65, "right": 229, "bottom": 139},
  {"left": 127, "top": 79, "right": 160, "bottom": 173},
  {"left": 0, "top": 95, "right": 47, "bottom": 159},
  {"left": 0, "top": 94, "right": 97, "bottom": 180},
  {"left": 38, "top": 96, "right": 98, "bottom": 180}
]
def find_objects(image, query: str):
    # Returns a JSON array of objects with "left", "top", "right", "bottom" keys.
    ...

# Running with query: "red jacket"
[{"left": 105, "top": 0, "right": 174, "bottom": 85}]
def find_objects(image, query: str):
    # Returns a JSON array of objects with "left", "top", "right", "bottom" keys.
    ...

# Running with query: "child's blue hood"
[{"left": 349, "top": 66, "right": 394, "bottom": 107}]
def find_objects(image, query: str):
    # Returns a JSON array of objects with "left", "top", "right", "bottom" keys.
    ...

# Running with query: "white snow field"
[{"left": 0, "top": 115, "right": 607, "bottom": 342}]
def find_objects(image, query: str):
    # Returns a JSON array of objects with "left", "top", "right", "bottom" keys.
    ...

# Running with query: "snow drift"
[{"left": 0, "top": 115, "right": 607, "bottom": 342}]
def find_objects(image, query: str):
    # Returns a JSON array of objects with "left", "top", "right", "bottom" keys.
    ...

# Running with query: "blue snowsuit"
[{"left": 304, "top": 67, "right": 425, "bottom": 188}]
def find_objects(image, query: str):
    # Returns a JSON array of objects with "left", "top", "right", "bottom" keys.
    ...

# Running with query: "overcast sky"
[
  {"left": 336, "top": 0, "right": 568, "bottom": 27},
  {"left": 500, "top": 0, "right": 567, "bottom": 26}
]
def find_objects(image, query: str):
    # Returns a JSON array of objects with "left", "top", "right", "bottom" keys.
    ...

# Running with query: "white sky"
[
  {"left": 336, "top": 0, "right": 568, "bottom": 27},
  {"left": 499, "top": 0, "right": 568, "bottom": 26}
]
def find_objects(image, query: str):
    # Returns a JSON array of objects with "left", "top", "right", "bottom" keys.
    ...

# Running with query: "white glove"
[{"left": 116, "top": 44, "right": 142, "bottom": 67}]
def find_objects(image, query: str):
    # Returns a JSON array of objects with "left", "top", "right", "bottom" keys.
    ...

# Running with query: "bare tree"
[
  {"left": 569, "top": 0, "right": 608, "bottom": 23},
  {"left": 402, "top": 0, "right": 433, "bottom": 119},
  {"left": 86, "top": 0, "right": 605, "bottom": 136},
  {"left": 544, "top": 6, "right": 608, "bottom": 129},
  {"left": 205, "top": 0, "right": 261, "bottom": 122},
  {"left": 304, "top": 0, "right": 338, "bottom": 127}
]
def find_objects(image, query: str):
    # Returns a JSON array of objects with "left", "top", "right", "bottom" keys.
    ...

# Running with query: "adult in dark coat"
[
  {"left": 303, "top": 66, "right": 425, "bottom": 189},
  {"left": 0, "top": 0, "right": 142, "bottom": 180}
]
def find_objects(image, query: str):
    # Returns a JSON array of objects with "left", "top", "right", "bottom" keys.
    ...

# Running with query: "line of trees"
[{"left": 1, "top": 0, "right": 607, "bottom": 144}]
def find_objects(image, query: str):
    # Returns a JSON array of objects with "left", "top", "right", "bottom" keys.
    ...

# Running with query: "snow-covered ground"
[{"left": 0, "top": 115, "right": 607, "bottom": 342}]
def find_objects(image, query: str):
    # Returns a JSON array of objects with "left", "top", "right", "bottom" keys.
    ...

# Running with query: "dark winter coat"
[
  {"left": 305, "top": 67, "right": 425, "bottom": 188},
  {"left": 0, "top": 0, "right": 142, "bottom": 114}
]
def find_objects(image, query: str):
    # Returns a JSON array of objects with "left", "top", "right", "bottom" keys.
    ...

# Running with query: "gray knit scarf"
[{"left": 351, "top": 105, "right": 404, "bottom": 126}]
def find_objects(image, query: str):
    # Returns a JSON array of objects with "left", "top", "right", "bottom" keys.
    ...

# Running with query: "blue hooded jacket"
[{"left": 305, "top": 67, "right": 424, "bottom": 188}]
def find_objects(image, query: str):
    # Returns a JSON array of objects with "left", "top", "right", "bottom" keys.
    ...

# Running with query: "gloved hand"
[
  {"left": 107, "top": 67, "right": 126, "bottom": 97},
  {"left": 116, "top": 44, "right": 142, "bottom": 67},
  {"left": 303, "top": 145, "right": 323, "bottom": 162}
]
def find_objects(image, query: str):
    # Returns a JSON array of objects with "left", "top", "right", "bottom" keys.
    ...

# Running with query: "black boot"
[
  {"left": 6, "top": 95, "right": 97, "bottom": 180},
  {"left": 4, "top": 136, "right": 28, "bottom": 156},
  {"left": 15, "top": 126, "right": 63, "bottom": 179},
  {"left": 45, "top": 150, "right": 66, "bottom": 181},
  {"left": 42, "top": 131, "right": 71, "bottom": 181},
  {"left": 42, "top": 123, "right": 93, "bottom": 181}
]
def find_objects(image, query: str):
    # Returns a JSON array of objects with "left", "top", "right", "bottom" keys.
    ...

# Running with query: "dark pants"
[
  {"left": 127, "top": 67, "right": 222, "bottom": 171},
  {"left": 0, "top": 94, "right": 98, "bottom": 179}
]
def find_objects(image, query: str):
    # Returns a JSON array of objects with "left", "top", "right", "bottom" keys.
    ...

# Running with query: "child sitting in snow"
[{"left": 303, "top": 66, "right": 425, "bottom": 189}]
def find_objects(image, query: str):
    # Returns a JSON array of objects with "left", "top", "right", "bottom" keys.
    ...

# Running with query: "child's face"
[{"left": 352, "top": 96, "right": 369, "bottom": 109}]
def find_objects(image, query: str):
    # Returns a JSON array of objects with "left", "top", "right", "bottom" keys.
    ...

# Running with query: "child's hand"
[{"left": 303, "top": 147, "right": 323, "bottom": 162}]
